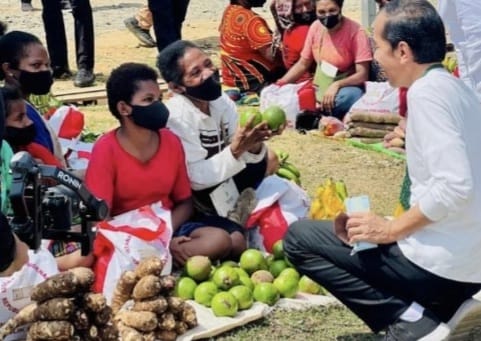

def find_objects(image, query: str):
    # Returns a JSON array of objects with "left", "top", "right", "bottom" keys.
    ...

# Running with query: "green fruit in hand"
[
  {"left": 273, "top": 275, "right": 298, "bottom": 298},
  {"left": 262, "top": 105, "right": 286, "bottom": 131},
  {"left": 211, "top": 292, "right": 239, "bottom": 317},
  {"left": 239, "top": 249, "right": 268, "bottom": 275},
  {"left": 229, "top": 285, "right": 254, "bottom": 310},
  {"left": 253, "top": 282, "right": 280, "bottom": 306},
  {"left": 174, "top": 277, "right": 197, "bottom": 300},
  {"left": 194, "top": 281, "right": 219, "bottom": 307},
  {"left": 185, "top": 255, "right": 212, "bottom": 282},
  {"left": 298, "top": 275, "right": 325, "bottom": 295},
  {"left": 272, "top": 240, "right": 284, "bottom": 260},
  {"left": 212, "top": 266, "right": 240, "bottom": 290},
  {"left": 239, "top": 108, "right": 263, "bottom": 127}
]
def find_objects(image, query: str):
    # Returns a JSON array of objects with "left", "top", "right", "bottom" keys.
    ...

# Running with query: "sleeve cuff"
[
  {"left": 240, "top": 144, "right": 267, "bottom": 164},
  {"left": 418, "top": 194, "right": 447, "bottom": 222}
]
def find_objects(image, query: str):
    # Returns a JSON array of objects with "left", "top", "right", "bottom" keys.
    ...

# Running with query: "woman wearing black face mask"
[
  {"left": 271, "top": 0, "right": 317, "bottom": 83},
  {"left": 158, "top": 40, "right": 283, "bottom": 262},
  {"left": 0, "top": 30, "right": 65, "bottom": 167},
  {"left": 276, "top": 0, "right": 373, "bottom": 121}
]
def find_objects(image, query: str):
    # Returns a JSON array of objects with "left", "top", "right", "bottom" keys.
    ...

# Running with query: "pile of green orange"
[{"left": 174, "top": 241, "right": 327, "bottom": 318}]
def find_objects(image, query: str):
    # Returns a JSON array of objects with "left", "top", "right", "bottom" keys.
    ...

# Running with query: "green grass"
[{"left": 214, "top": 306, "right": 381, "bottom": 341}]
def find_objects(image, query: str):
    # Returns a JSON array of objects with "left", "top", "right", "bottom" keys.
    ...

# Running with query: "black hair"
[
  {"left": 157, "top": 40, "right": 199, "bottom": 85},
  {"left": 0, "top": 86, "right": 23, "bottom": 118},
  {"left": 315, "top": 0, "right": 344, "bottom": 8},
  {"left": 106, "top": 63, "right": 159, "bottom": 121},
  {"left": 0, "top": 30, "right": 43, "bottom": 80},
  {"left": 382, "top": 0, "right": 445, "bottom": 63}
]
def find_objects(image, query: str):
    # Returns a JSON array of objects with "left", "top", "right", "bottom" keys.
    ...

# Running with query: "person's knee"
[
  {"left": 333, "top": 87, "right": 364, "bottom": 119},
  {"left": 209, "top": 229, "right": 233, "bottom": 259},
  {"left": 283, "top": 221, "right": 306, "bottom": 258},
  {"left": 336, "top": 87, "right": 363, "bottom": 108},
  {"left": 230, "top": 231, "right": 247, "bottom": 259}
]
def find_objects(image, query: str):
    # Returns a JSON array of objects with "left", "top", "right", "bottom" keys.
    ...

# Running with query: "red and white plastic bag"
[
  {"left": 246, "top": 175, "right": 310, "bottom": 253},
  {"left": 92, "top": 202, "right": 173, "bottom": 303}
]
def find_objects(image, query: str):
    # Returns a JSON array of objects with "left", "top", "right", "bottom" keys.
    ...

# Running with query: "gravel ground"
[{"left": 1, "top": 0, "right": 367, "bottom": 42}]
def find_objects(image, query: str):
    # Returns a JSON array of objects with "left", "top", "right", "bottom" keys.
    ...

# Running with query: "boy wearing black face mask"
[
  {"left": 86, "top": 63, "right": 233, "bottom": 268},
  {"left": 1, "top": 86, "right": 63, "bottom": 168}
]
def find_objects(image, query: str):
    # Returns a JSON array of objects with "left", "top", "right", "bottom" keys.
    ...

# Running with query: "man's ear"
[
  {"left": 117, "top": 101, "right": 131, "bottom": 118},
  {"left": 396, "top": 41, "right": 413, "bottom": 65},
  {"left": 169, "top": 81, "right": 185, "bottom": 95}
]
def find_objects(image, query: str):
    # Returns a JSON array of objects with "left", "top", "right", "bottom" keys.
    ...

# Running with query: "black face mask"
[
  {"left": 129, "top": 101, "right": 170, "bottom": 131},
  {"left": 4, "top": 123, "right": 36, "bottom": 146},
  {"left": 293, "top": 11, "right": 317, "bottom": 25},
  {"left": 184, "top": 71, "right": 222, "bottom": 101},
  {"left": 17, "top": 69, "right": 53, "bottom": 95},
  {"left": 318, "top": 14, "right": 341, "bottom": 29}
]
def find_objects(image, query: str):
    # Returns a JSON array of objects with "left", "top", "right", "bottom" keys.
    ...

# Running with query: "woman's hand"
[
  {"left": 319, "top": 81, "right": 340, "bottom": 113},
  {"left": 230, "top": 116, "right": 271, "bottom": 158},
  {"left": 345, "top": 212, "right": 396, "bottom": 244},
  {"left": 170, "top": 236, "right": 192, "bottom": 267}
]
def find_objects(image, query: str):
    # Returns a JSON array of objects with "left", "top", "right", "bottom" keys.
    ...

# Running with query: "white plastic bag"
[
  {"left": 349, "top": 81, "right": 399, "bottom": 114},
  {"left": 260, "top": 82, "right": 307, "bottom": 128},
  {"left": 92, "top": 201, "right": 173, "bottom": 303}
]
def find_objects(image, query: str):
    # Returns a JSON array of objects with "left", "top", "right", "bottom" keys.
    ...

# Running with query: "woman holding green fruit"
[{"left": 157, "top": 40, "right": 285, "bottom": 261}]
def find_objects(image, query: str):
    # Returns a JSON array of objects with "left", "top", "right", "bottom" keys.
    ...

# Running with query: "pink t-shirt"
[
  {"left": 300, "top": 17, "right": 372, "bottom": 72},
  {"left": 85, "top": 129, "right": 191, "bottom": 216}
]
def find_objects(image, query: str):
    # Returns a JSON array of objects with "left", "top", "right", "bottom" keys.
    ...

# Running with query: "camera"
[
  {"left": 42, "top": 185, "right": 80, "bottom": 231},
  {"left": 8, "top": 151, "right": 108, "bottom": 255}
]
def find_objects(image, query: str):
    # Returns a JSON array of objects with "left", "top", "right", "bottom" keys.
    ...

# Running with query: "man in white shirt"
[
  {"left": 157, "top": 40, "right": 280, "bottom": 260},
  {"left": 284, "top": 1, "right": 481, "bottom": 340},
  {"left": 438, "top": 0, "right": 481, "bottom": 101}
]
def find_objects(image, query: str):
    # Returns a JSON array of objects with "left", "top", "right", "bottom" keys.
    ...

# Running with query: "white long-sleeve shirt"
[
  {"left": 397, "top": 67, "right": 481, "bottom": 283},
  {"left": 165, "top": 93, "right": 266, "bottom": 192}
]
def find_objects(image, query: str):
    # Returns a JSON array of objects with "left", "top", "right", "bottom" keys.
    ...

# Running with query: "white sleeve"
[{"left": 409, "top": 90, "right": 473, "bottom": 221}]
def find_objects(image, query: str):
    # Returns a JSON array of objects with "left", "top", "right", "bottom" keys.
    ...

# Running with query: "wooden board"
[{"left": 53, "top": 79, "right": 169, "bottom": 105}]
